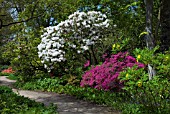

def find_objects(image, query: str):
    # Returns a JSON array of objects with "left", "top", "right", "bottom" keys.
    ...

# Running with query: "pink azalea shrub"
[{"left": 80, "top": 52, "right": 145, "bottom": 91}]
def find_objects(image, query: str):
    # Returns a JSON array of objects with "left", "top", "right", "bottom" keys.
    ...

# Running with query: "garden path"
[{"left": 0, "top": 76, "right": 121, "bottom": 114}]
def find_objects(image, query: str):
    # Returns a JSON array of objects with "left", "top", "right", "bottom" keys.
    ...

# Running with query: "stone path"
[{"left": 0, "top": 76, "right": 121, "bottom": 114}]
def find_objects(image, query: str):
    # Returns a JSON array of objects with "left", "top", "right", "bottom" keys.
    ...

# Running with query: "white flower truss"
[{"left": 37, "top": 11, "right": 111, "bottom": 71}]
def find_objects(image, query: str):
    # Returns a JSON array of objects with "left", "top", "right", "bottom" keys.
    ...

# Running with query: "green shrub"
[
  {"left": 1, "top": 30, "right": 48, "bottom": 82},
  {"left": 119, "top": 48, "right": 170, "bottom": 113},
  {"left": 0, "top": 85, "right": 13, "bottom": 93}
]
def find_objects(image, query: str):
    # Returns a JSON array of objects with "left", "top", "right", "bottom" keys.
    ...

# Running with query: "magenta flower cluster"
[
  {"left": 80, "top": 52, "right": 145, "bottom": 91},
  {"left": 84, "top": 60, "right": 90, "bottom": 68}
]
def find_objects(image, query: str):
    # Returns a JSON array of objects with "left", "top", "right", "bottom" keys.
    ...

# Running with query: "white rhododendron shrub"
[{"left": 37, "top": 11, "right": 111, "bottom": 71}]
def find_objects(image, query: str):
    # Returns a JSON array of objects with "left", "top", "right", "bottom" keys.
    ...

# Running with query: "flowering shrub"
[
  {"left": 1, "top": 67, "right": 15, "bottom": 74},
  {"left": 37, "top": 11, "right": 111, "bottom": 71},
  {"left": 80, "top": 52, "right": 145, "bottom": 91},
  {"left": 119, "top": 48, "right": 170, "bottom": 113}
]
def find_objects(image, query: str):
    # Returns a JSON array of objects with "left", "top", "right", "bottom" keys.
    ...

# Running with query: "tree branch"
[{"left": 0, "top": 0, "right": 53, "bottom": 29}]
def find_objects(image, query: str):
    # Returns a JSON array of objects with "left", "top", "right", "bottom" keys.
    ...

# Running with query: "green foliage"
[
  {"left": 0, "top": 86, "right": 58, "bottom": 114},
  {"left": 79, "top": 0, "right": 147, "bottom": 54},
  {"left": 6, "top": 74, "right": 18, "bottom": 80},
  {"left": 14, "top": 46, "right": 170, "bottom": 113},
  {"left": 18, "top": 104, "right": 57, "bottom": 114},
  {"left": 119, "top": 48, "right": 170, "bottom": 113},
  {"left": 1, "top": 0, "right": 82, "bottom": 81},
  {"left": 102, "top": 0, "right": 146, "bottom": 50},
  {"left": 0, "top": 65, "right": 9, "bottom": 72},
  {"left": 15, "top": 77, "right": 66, "bottom": 92},
  {"left": 0, "top": 0, "right": 169, "bottom": 113},
  {"left": 16, "top": 72, "right": 170, "bottom": 113},
  {"left": 79, "top": 0, "right": 147, "bottom": 55},
  {"left": 1, "top": 29, "right": 46, "bottom": 82},
  {"left": 0, "top": 86, "right": 13, "bottom": 93},
  {"left": 111, "top": 37, "right": 131, "bottom": 54},
  {"left": 133, "top": 47, "right": 170, "bottom": 78},
  {"left": 62, "top": 75, "right": 81, "bottom": 86}
]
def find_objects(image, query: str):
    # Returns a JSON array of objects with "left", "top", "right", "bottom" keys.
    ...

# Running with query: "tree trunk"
[
  {"left": 160, "top": 0, "right": 170, "bottom": 51},
  {"left": 144, "top": 0, "right": 156, "bottom": 80}
]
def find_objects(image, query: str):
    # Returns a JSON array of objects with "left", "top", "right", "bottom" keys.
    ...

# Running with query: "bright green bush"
[{"left": 119, "top": 48, "right": 170, "bottom": 113}]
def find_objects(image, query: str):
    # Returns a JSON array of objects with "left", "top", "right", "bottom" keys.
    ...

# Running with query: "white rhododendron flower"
[{"left": 37, "top": 11, "right": 111, "bottom": 71}]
